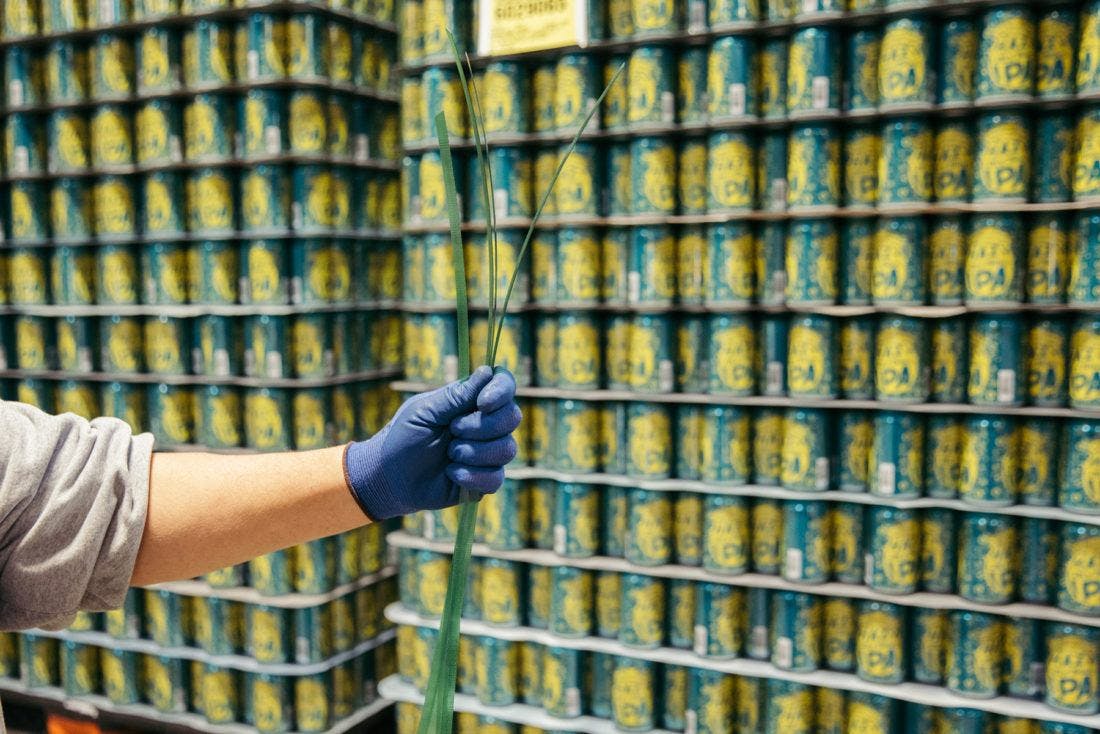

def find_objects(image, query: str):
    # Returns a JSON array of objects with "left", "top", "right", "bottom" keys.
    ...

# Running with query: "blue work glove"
[{"left": 344, "top": 366, "right": 521, "bottom": 521}]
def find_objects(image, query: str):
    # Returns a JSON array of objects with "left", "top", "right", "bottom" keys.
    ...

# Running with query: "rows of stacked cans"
[
  {"left": 394, "top": 0, "right": 1100, "bottom": 731},
  {"left": 0, "top": 526, "right": 396, "bottom": 731},
  {"left": 396, "top": 543, "right": 1100, "bottom": 717}
]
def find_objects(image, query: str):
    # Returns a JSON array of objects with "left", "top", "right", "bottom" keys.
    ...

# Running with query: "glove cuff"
[{"left": 343, "top": 434, "right": 409, "bottom": 521}]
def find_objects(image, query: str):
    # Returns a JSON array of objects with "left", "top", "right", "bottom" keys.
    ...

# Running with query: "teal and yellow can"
[
  {"left": 50, "top": 245, "right": 95, "bottom": 305},
  {"left": 977, "top": 6, "right": 1035, "bottom": 100},
  {"left": 1027, "top": 213, "right": 1070, "bottom": 303},
  {"left": 557, "top": 313, "right": 602, "bottom": 390},
  {"left": 958, "top": 512, "right": 1018, "bottom": 603},
  {"left": 921, "top": 507, "right": 957, "bottom": 593},
  {"left": 630, "top": 136, "right": 676, "bottom": 215},
  {"left": 787, "top": 123, "right": 840, "bottom": 209},
  {"left": 1058, "top": 521, "right": 1100, "bottom": 615},
  {"left": 693, "top": 583, "right": 744, "bottom": 659},
  {"left": 701, "top": 404, "right": 752, "bottom": 484},
  {"left": 16, "top": 378, "right": 52, "bottom": 410},
  {"left": 946, "top": 611, "right": 1004, "bottom": 698},
  {"left": 627, "top": 46, "right": 675, "bottom": 126},
  {"left": 606, "top": 141, "right": 632, "bottom": 216},
  {"left": 754, "top": 408, "right": 784, "bottom": 486},
  {"left": 191, "top": 597, "right": 243, "bottom": 657},
  {"left": 758, "top": 314, "right": 790, "bottom": 396},
  {"left": 675, "top": 491, "right": 704, "bottom": 566},
  {"left": 290, "top": 314, "right": 333, "bottom": 378},
  {"left": 284, "top": 12, "right": 326, "bottom": 81},
  {"left": 702, "top": 494, "right": 750, "bottom": 574},
  {"left": 875, "top": 315, "right": 929, "bottom": 402},
  {"left": 292, "top": 388, "right": 331, "bottom": 450},
  {"left": 687, "top": 669, "right": 734, "bottom": 733},
  {"left": 291, "top": 239, "right": 351, "bottom": 305},
  {"left": 100, "top": 648, "right": 139, "bottom": 703},
  {"left": 1044, "top": 623, "right": 1100, "bottom": 714},
  {"left": 245, "top": 605, "right": 292, "bottom": 664},
  {"left": 239, "top": 165, "right": 290, "bottom": 233},
  {"left": 244, "top": 386, "right": 291, "bottom": 451},
  {"left": 55, "top": 380, "right": 99, "bottom": 419},
  {"left": 838, "top": 411, "right": 873, "bottom": 492},
  {"left": 540, "top": 646, "right": 582, "bottom": 718},
  {"left": 1071, "top": 314, "right": 1100, "bottom": 408},
  {"left": 780, "top": 407, "right": 831, "bottom": 490},
  {"left": 554, "top": 52, "right": 598, "bottom": 132},
  {"left": 879, "top": 117, "right": 934, "bottom": 205},
  {"left": 873, "top": 216, "right": 926, "bottom": 304},
  {"left": 98, "top": 315, "right": 142, "bottom": 373},
  {"left": 758, "top": 36, "right": 788, "bottom": 119},
  {"left": 467, "top": 147, "right": 533, "bottom": 222},
  {"left": 708, "top": 221, "right": 755, "bottom": 304},
  {"left": 959, "top": 415, "right": 1019, "bottom": 506},
  {"left": 677, "top": 48, "right": 707, "bottom": 125},
  {"left": 244, "top": 673, "right": 293, "bottom": 732},
  {"left": 822, "top": 597, "right": 856, "bottom": 671},
  {"left": 239, "top": 89, "right": 286, "bottom": 158},
  {"left": 6, "top": 112, "right": 45, "bottom": 175},
  {"left": 147, "top": 383, "right": 194, "bottom": 446},
  {"left": 870, "top": 411, "right": 925, "bottom": 497},
  {"left": 855, "top": 600, "right": 906, "bottom": 684},
  {"left": 475, "top": 61, "right": 528, "bottom": 135},
  {"left": 1070, "top": 212, "right": 1100, "bottom": 303},
  {"left": 878, "top": 16, "right": 934, "bottom": 108},
  {"left": 93, "top": 175, "right": 138, "bottom": 237},
  {"left": 973, "top": 112, "right": 1030, "bottom": 202},
  {"left": 1015, "top": 419, "right": 1057, "bottom": 507},
  {"left": 553, "top": 482, "right": 599, "bottom": 558},
  {"left": 1063, "top": 419, "right": 1100, "bottom": 512},
  {"left": 1027, "top": 316, "right": 1069, "bottom": 406},
  {"left": 144, "top": 315, "right": 191, "bottom": 375},
  {"left": 137, "top": 27, "right": 180, "bottom": 93},
  {"left": 56, "top": 316, "right": 96, "bottom": 373},
  {"left": 706, "top": 35, "right": 756, "bottom": 121},
  {"left": 619, "top": 572, "right": 664, "bottom": 648},
  {"left": 708, "top": 314, "right": 755, "bottom": 395},
  {"left": 92, "top": 33, "right": 134, "bottom": 99},
  {"left": 707, "top": 130, "right": 755, "bottom": 212},
  {"left": 292, "top": 166, "right": 350, "bottom": 232},
  {"left": 929, "top": 216, "right": 966, "bottom": 304},
  {"left": 838, "top": 316, "right": 874, "bottom": 399},
  {"left": 194, "top": 315, "right": 241, "bottom": 377},
  {"left": 787, "top": 314, "right": 837, "bottom": 397},
  {"left": 87, "top": 0, "right": 130, "bottom": 27},
  {"left": 968, "top": 313, "right": 1024, "bottom": 405},
  {"left": 135, "top": 98, "right": 183, "bottom": 165},
  {"left": 677, "top": 225, "right": 707, "bottom": 304},
  {"left": 770, "top": 591, "right": 821, "bottom": 672},
  {"left": 526, "top": 565, "right": 551, "bottom": 631},
  {"left": 196, "top": 385, "right": 242, "bottom": 449},
  {"left": 140, "top": 171, "right": 185, "bottom": 237},
  {"left": 933, "top": 119, "right": 974, "bottom": 203},
  {"left": 710, "top": 0, "right": 761, "bottom": 25},
  {"left": 843, "top": 126, "right": 879, "bottom": 210},
  {"left": 480, "top": 558, "right": 524, "bottom": 627},
  {"left": 1035, "top": 112, "right": 1075, "bottom": 203},
  {"left": 967, "top": 214, "right": 1025, "bottom": 303},
  {"left": 1002, "top": 616, "right": 1043, "bottom": 699},
  {"left": 293, "top": 539, "right": 336, "bottom": 596},
  {"left": 185, "top": 94, "right": 234, "bottom": 161},
  {"left": 15, "top": 315, "right": 55, "bottom": 371},
  {"left": 676, "top": 316, "right": 708, "bottom": 393},
  {"left": 782, "top": 499, "right": 829, "bottom": 583},
  {"left": 1016, "top": 517, "right": 1060, "bottom": 603},
  {"left": 203, "top": 665, "right": 242, "bottom": 725},
  {"left": 846, "top": 29, "right": 880, "bottom": 113},
  {"left": 831, "top": 502, "right": 864, "bottom": 584},
  {"left": 1077, "top": 1, "right": 1100, "bottom": 94},
  {"left": 602, "top": 485, "right": 628, "bottom": 556},
  {"left": 9, "top": 248, "right": 49, "bottom": 304},
  {"left": 474, "top": 636, "right": 519, "bottom": 707},
  {"left": 662, "top": 665, "right": 689, "bottom": 731},
  {"left": 624, "top": 488, "right": 672, "bottom": 566},
  {"left": 60, "top": 641, "right": 98, "bottom": 698},
  {"left": 785, "top": 218, "right": 837, "bottom": 303},
  {"left": 745, "top": 587, "right": 770, "bottom": 661},
  {"left": 187, "top": 168, "right": 236, "bottom": 234},
  {"left": 759, "top": 129, "right": 788, "bottom": 212},
  {"left": 535, "top": 315, "right": 560, "bottom": 389},
  {"left": 549, "top": 566, "right": 594, "bottom": 638},
  {"left": 786, "top": 26, "right": 839, "bottom": 115},
  {"left": 556, "top": 227, "right": 601, "bottom": 304},
  {"left": 9, "top": 180, "right": 49, "bottom": 241},
  {"left": 43, "top": 42, "right": 83, "bottom": 105},
  {"left": 939, "top": 17, "right": 978, "bottom": 106},
  {"left": 100, "top": 381, "right": 144, "bottom": 432},
  {"left": 910, "top": 607, "right": 949, "bottom": 685},
  {"left": 626, "top": 402, "right": 672, "bottom": 478},
  {"left": 670, "top": 578, "right": 698, "bottom": 651},
  {"left": 865, "top": 506, "right": 920, "bottom": 593},
  {"left": 556, "top": 141, "right": 600, "bottom": 217}
]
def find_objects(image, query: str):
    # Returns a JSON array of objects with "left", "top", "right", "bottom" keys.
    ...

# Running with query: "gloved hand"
[{"left": 344, "top": 366, "right": 521, "bottom": 521}]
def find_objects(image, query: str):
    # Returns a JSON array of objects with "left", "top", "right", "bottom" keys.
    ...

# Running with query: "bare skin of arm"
[{"left": 130, "top": 446, "right": 367, "bottom": 586}]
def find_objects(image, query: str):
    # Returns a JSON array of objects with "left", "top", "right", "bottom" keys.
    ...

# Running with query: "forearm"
[{"left": 130, "top": 446, "right": 367, "bottom": 586}]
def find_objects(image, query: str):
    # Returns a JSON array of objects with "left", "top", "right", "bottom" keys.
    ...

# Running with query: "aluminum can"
[
  {"left": 557, "top": 141, "right": 600, "bottom": 217},
  {"left": 239, "top": 89, "right": 286, "bottom": 158},
  {"left": 92, "top": 34, "right": 134, "bottom": 99},
  {"left": 1027, "top": 316, "right": 1069, "bottom": 406},
  {"left": 870, "top": 411, "right": 924, "bottom": 497},
  {"left": 1027, "top": 213, "right": 1070, "bottom": 303},
  {"left": 137, "top": 27, "right": 180, "bottom": 93},
  {"left": 60, "top": 641, "right": 98, "bottom": 698},
  {"left": 977, "top": 6, "right": 1035, "bottom": 100},
  {"left": 787, "top": 26, "right": 839, "bottom": 114},
  {"left": 627, "top": 46, "right": 675, "bottom": 127},
  {"left": 1071, "top": 314, "right": 1100, "bottom": 408},
  {"left": 959, "top": 415, "right": 1019, "bottom": 506},
  {"left": 753, "top": 408, "right": 784, "bottom": 486},
  {"left": 627, "top": 403, "right": 672, "bottom": 478},
  {"left": 51, "top": 246, "right": 96, "bottom": 305},
  {"left": 781, "top": 407, "right": 831, "bottom": 490},
  {"left": 702, "top": 494, "right": 750, "bottom": 574},
  {"left": 244, "top": 387, "right": 291, "bottom": 451},
  {"left": 771, "top": 592, "right": 821, "bottom": 672},
  {"left": 554, "top": 53, "right": 597, "bottom": 131},
  {"left": 846, "top": 29, "right": 879, "bottom": 113},
  {"left": 56, "top": 316, "right": 96, "bottom": 373},
  {"left": 787, "top": 315, "right": 837, "bottom": 397},
  {"left": 245, "top": 314, "right": 288, "bottom": 378},
  {"left": 910, "top": 607, "right": 948, "bottom": 685},
  {"left": 710, "top": 0, "right": 761, "bottom": 25},
  {"left": 875, "top": 315, "right": 929, "bottom": 402},
  {"left": 480, "top": 558, "right": 523, "bottom": 627},
  {"left": 746, "top": 587, "right": 770, "bottom": 660},
  {"left": 526, "top": 400, "right": 555, "bottom": 470},
  {"left": 785, "top": 218, "right": 837, "bottom": 303},
  {"left": 140, "top": 171, "right": 185, "bottom": 237},
  {"left": 708, "top": 314, "right": 755, "bottom": 395},
  {"left": 758, "top": 314, "right": 789, "bottom": 396},
  {"left": 627, "top": 227, "right": 677, "bottom": 305},
  {"left": 187, "top": 168, "right": 236, "bottom": 234},
  {"left": 939, "top": 18, "right": 978, "bottom": 105},
  {"left": 9, "top": 180, "right": 49, "bottom": 241},
  {"left": 822, "top": 597, "right": 855, "bottom": 671},
  {"left": 843, "top": 126, "right": 879, "bottom": 210},
  {"left": 947, "top": 610, "right": 1004, "bottom": 698},
  {"left": 1044, "top": 623, "right": 1099, "bottom": 713},
  {"left": 292, "top": 388, "right": 331, "bottom": 450},
  {"left": 474, "top": 636, "right": 519, "bottom": 707},
  {"left": 625, "top": 488, "right": 671, "bottom": 566},
  {"left": 759, "top": 37, "right": 788, "bottom": 119},
  {"left": 556, "top": 313, "right": 601, "bottom": 390},
  {"left": 1034, "top": 113, "right": 1075, "bottom": 203},
  {"left": 873, "top": 216, "right": 928, "bottom": 305},
  {"left": 967, "top": 214, "right": 1024, "bottom": 303},
  {"left": 707, "top": 130, "right": 755, "bottom": 212},
  {"left": 1059, "top": 521, "right": 1100, "bottom": 615},
  {"left": 476, "top": 62, "right": 528, "bottom": 135},
  {"left": 676, "top": 48, "right": 707, "bottom": 125},
  {"left": 553, "top": 482, "right": 599, "bottom": 558},
  {"left": 284, "top": 12, "right": 325, "bottom": 80},
  {"left": 55, "top": 381, "right": 99, "bottom": 419},
  {"left": 98, "top": 315, "right": 141, "bottom": 373},
  {"left": 838, "top": 317, "right": 873, "bottom": 399},
  {"left": 781, "top": 499, "right": 828, "bottom": 583},
  {"left": 969, "top": 313, "right": 1024, "bottom": 406},
  {"left": 674, "top": 492, "right": 704, "bottom": 566},
  {"left": 676, "top": 316, "right": 708, "bottom": 394},
  {"left": 595, "top": 571, "right": 621, "bottom": 638},
  {"left": 1019, "top": 517, "right": 1058, "bottom": 604},
  {"left": 958, "top": 512, "right": 1018, "bottom": 603},
  {"left": 619, "top": 573, "right": 664, "bottom": 648},
  {"left": 9, "top": 248, "right": 49, "bottom": 305},
  {"left": 693, "top": 583, "right": 744, "bottom": 659},
  {"left": 787, "top": 123, "right": 840, "bottom": 209},
  {"left": 880, "top": 117, "right": 934, "bottom": 205},
  {"left": 93, "top": 175, "right": 138, "bottom": 238},
  {"left": 932, "top": 119, "right": 974, "bottom": 204},
  {"left": 707, "top": 221, "right": 754, "bottom": 304},
  {"left": 632, "top": 0, "right": 680, "bottom": 34},
  {"left": 100, "top": 648, "right": 139, "bottom": 703},
  {"left": 549, "top": 566, "right": 594, "bottom": 638},
  {"left": 7, "top": 112, "right": 45, "bottom": 175},
  {"left": 15, "top": 316, "right": 54, "bottom": 371},
  {"left": 706, "top": 35, "right": 755, "bottom": 121},
  {"left": 663, "top": 665, "right": 689, "bottom": 731},
  {"left": 144, "top": 315, "right": 190, "bottom": 375},
  {"left": 193, "top": 315, "right": 241, "bottom": 377},
  {"left": 290, "top": 239, "right": 351, "bottom": 305},
  {"left": 755, "top": 130, "right": 787, "bottom": 213},
  {"left": 973, "top": 113, "right": 1030, "bottom": 202},
  {"left": 856, "top": 600, "right": 906, "bottom": 684},
  {"left": 757, "top": 221, "right": 787, "bottom": 305},
  {"left": 555, "top": 227, "right": 601, "bottom": 304},
  {"left": 147, "top": 384, "right": 194, "bottom": 446},
  {"left": 838, "top": 412, "right": 873, "bottom": 492},
  {"left": 879, "top": 16, "right": 934, "bottom": 108},
  {"left": 1001, "top": 616, "right": 1043, "bottom": 699},
  {"left": 865, "top": 506, "right": 919, "bottom": 593},
  {"left": 1070, "top": 212, "right": 1100, "bottom": 303},
  {"left": 676, "top": 226, "right": 707, "bottom": 305},
  {"left": 921, "top": 507, "right": 957, "bottom": 593},
  {"left": 1063, "top": 419, "right": 1100, "bottom": 512},
  {"left": 239, "top": 165, "right": 290, "bottom": 234},
  {"left": 687, "top": 669, "right": 734, "bottom": 733},
  {"left": 671, "top": 138, "right": 706, "bottom": 218},
  {"left": 42, "top": 42, "right": 84, "bottom": 106},
  {"left": 135, "top": 99, "right": 183, "bottom": 165},
  {"left": 929, "top": 216, "right": 966, "bottom": 304},
  {"left": 290, "top": 314, "right": 334, "bottom": 378}
]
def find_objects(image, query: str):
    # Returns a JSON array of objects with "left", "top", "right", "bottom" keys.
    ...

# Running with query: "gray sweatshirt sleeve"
[{"left": 0, "top": 401, "right": 153, "bottom": 631}]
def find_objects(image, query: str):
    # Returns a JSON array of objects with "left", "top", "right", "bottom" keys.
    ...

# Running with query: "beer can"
[
  {"left": 958, "top": 512, "right": 1018, "bottom": 603},
  {"left": 192, "top": 597, "right": 243, "bottom": 657},
  {"left": 780, "top": 407, "right": 831, "bottom": 490},
  {"left": 54, "top": 316, "right": 95, "bottom": 373},
  {"left": 973, "top": 112, "right": 1030, "bottom": 202},
  {"left": 1017, "top": 517, "right": 1057, "bottom": 605},
  {"left": 95, "top": 314, "right": 140, "bottom": 373},
  {"left": 292, "top": 388, "right": 331, "bottom": 450},
  {"left": 1059, "top": 521, "right": 1100, "bottom": 615},
  {"left": 540, "top": 646, "right": 582, "bottom": 718},
  {"left": 294, "top": 538, "right": 336, "bottom": 595},
  {"left": 193, "top": 315, "right": 241, "bottom": 377},
  {"left": 42, "top": 42, "right": 83, "bottom": 106},
  {"left": 239, "top": 165, "right": 290, "bottom": 234},
  {"left": 702, "top": 405, "right": 752, "bottom": 484},
  {"left": 685, "top": 668, "right": 734, "bottom": 734},
  {"left": 865, "top": 506, "right": 919, "bottom": 594},
  {"left": 787, "top": 315, "right": 837, "bottom": 397},
  {"left": 1042, "top": 623, "right": 1097, "bottom": 714},
  {"left": 16, "top": 317, "right": 54, "bottom": 373},
  {"left": 751, "top": 129, "right": 786, "bottom": 213},
  {"left": 693, "top": 583, "right": 744, "bottom": 659},
  {"left": 100, "top": 648, "right": 139, "bottom": 703},
  {"left": 245, "top": 604, "right": 292, "bottom": 664},
  {"left": 759, "top": 222, "right": 788, "bottom": 306},
  {"left": 977, "top": 6, "right": 1036, "bottom": 101},
  {"left": 7, "top": 112, "right": 45, "bottom": 175},
  {"left": 550, "top": 227, "right": 601, "bottom": 305},
  {"left": 771, "top": 592, "right": 821, "bottom": 672},
  {"left": 875, "top": 316, "right": 929, "bottom": 402},
  {"left": 923, "top": 19, "right": 970, "bottom": 104},
  {"left": 677, "top": 226, "right": 707, "bottom": 305},
  {"left": 838, "top": 411, "right": 873, "bottom": 493},
  {"left": 473, "top": 635, "right": 519, "bottom": 707},
  {"left": 880, "top": 116, "right": 934, "bottom": 205},
  {"left": 552, "top": 482, "right": 599, "bottom": 558},
  {"left": 244, "top": 314, "right": 288, "bottom": 378},
  {"left": 290, "top": 239, "right": 352, "bottom": 305},
  {"left": 554, "top": 53, "right": 597, "bottom": 132},
  {"left": 140, "top": 171, "right": 185, "bottom": 236},
  {"left": 60, "top": 641, "right": 98, "bottom": 698},
  {"left": 187, "top": 167, "right": 237, "bottom": 234},
  {"left": 758, "top": 36, "right": 788, "bottom": 119},
  {"left": 828, "top": 317, "right": 868, "bottom": 403},
  {"left": 906, "top": 607, "right": 949, "bottom": 686},
  {"left": 1000, "top": 616, "right": 1043, "bottom": 699},
  {"left": 1070, "top": 314, "right": 1100, "bottom": 408},
  {"left": 1025, "top": 316, "right": 1068, "bottom": 406},
  {"left": 927, "top": 215, "right": 966, "bottom": 304},
  {"left": 707, "top": 314, "right": 755, "bottom": 395},
  {"left": 92, "top": 33, "right": 134, "bottom": 99},
  {"left": 596, "top": 571, "right": 622, "bottom": 639},
  {"left": 480, "top": 558, "right": 523, "bottom": 627},
  {"left": 870, "top": 410, "right": 925, "bottom": 497},
  {"left": 144, "top": 315, "right": 191, "bottom": 375},
  {"left": 878, "top": 16, "right": 934, "bottom": 108},
  {"left": 947, "top": 610, "right": 1004, "bottom": 698},
  {"left": 706, "top": 35, "right": 755, "bottom": 121},
  {"left": 93, "top": 174, "right": 139, "bottom": 238},
  {"left": 822, "top": 597, "right": 856, "bottom": 672},
  {"left": 787, "top": 26, "right": 839, "bottom": 115},
  {"left": 841, "top": 126, "right": 878, "bottom": 210},
  {"left": 625, "top": 227, "right": 676, "bottom": 306},
  {"left": 627, "top": 402, "right": 672, "bottom": 478},
  {"left": 290, "top": 314, "right": 334, "bottom": 378},
  {"left": 137, "top": 27, "right": 180, "bottom": 93},
  {"left": 932, "top": 119, "right": 975, "bottom": 204},
  {"left": 665, "top": 492, "right": 701, "bottom": 568},
  {"left": 959, "top": 415, "right": 1019, "bottom": 506},
  {"left": 1033, "top": 112, "right": 1075, "bottom": 203},
  {"left": 626, "top": 46, "right": 674, "bottom": 127},
  {"left": 619, "top": 573, "right": 665, "bottom": 648},
  {"left": 856, "top": 600, "right": 907, "bottom": 684},
  {"left": 1070, "top": 212, "right": 1100, "bottom": 303},
  {"left": 668, "top": 48, "right": 706, "bottom": 129},
  {"left": 749, "top": 408, "right": 782, "bottom": 487},
  {"left": 659, "top": 576, "right": 692, "bottom": 650},
  {"left": 840, "top": 29, "right": 880, "bottom": 114},
  {"left": 706, "top": 221, "right": 754, "bottom": 305},
  {"left": 787, "top": 123, "right": 840, "bottom": 210},
  {"left": 927, "top": 317, "right": 967, "bottom": 405},
  {"left": 754, "top": 314, "right": 787, "bottom": 397},
  {"left": 1026, "top": 213, "right": 1070, "bottom": 304},
  {"left": 244, "top": 387, "right": 291, "bottom": 451},
  {"left": 873, "top": 216, "right": 927, "bottom": 305},
  {"left": 602, "top": 485, "right": 628, "bottom": 558},
  {"left": 549, "top": 566, "right": 594, "bottom": 638},
  {"left": 473, "top": 61, "right": 528, "bottom": 135},
  {"left": 920, "top": 506, "right": 957, "bottom": 593},
  {"left": 238, "top": 89, "right": 287, "bottom": 158},
  {"left": 707, "top": 130, "right": 755, "bottom": 212},
  {"left": 553, "top": 399, "right": 600, "bottom": 474},
  {"left": 785, "top": 219, "right": 837, "bottom": 304},
  {"left": 9, "top": 180, "right": 49, "bottom": 242},
  {"left": 8, "top": 248, "right": 49, "bottom": 305},
  {"left": 50, "top": 246, "right": 95, "bottom": 306},
  {"left": 702, "top": 494, "right": 750, "bottom": 574},
  {"left": 1063, "top": 419, "right": 1100, "bottom": 511},
  {"left": 969, "top": 313, "right": 1024, "bottom": 405},
  {"left": 89, "top": 104, "right": 134, "bottom": 171},
  {"left": 135, "top": 98, "right": 183, "bottom": 165},
  {"left": 621, "top": 488, "right": 671, "bottom": 565},
  {"left": 782, "top": 499, "right": 829, "bottom": 583}
]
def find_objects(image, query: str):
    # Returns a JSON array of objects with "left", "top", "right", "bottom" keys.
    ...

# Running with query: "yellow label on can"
[
  {"left": 966, "top": 224, "right": 1017, "bottom": 299},
  {"left": 978, "top": 120, "right": 1029, "bottom": 196},
  {"left": 1046, "top": 631, "right": 1099, "bottom": 709},
  {"left": 787, "top": 324, "right": 828, "bottom": 394},
  {"left": 879, "top": 25, "right": 927, "bottom": 103},
  {"left": 1071, "top": 327, "right": 1100, "bottom": 404},
  {"left": 705, "top": 502, "right": 749, "bottom": 569},
  {"left": 983, "top": 16, "right": 1035, "bottom": 93},
  {"left": 709, "top": 138, "right": 754, "bottom": 208},
  {"left": 878, "top": 519, "right": 920, "bottom": 588},
  {"left": 875, "top": 326, "right": 922, "bottom": 398}
]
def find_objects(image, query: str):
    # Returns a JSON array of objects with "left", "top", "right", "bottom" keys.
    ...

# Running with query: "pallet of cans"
[{"left": 392, "top": 623, "right": 1098, "bottom": 732}]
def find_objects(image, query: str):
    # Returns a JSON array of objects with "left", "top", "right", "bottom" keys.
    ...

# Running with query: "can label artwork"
[
  {"left": 554, "top": 482, "right": 600, "bottom": 557},
  {"left": 187, "top": 168, "right": 236, "bottom": 234},
  {"left": 977, "top": 7, "right": 1035, "bottom": 100},
  {"left": 1035, "top": 113, "right": 1075, "bottom": 202},
  {"left": 708, "top": 131, "right": 755, "bottom": 212},
  {"left": 930, "top": 216, "right": 966, "bottom": 304},
  {"left": 838, "top": 317, "right": 873, "bottom": 399},
  {"left": 880, "top": 118, "right": 934, "bottom": 204},
  {"left": 138, "top": 27, "right": 180, "bottom": 93},
  {"left": 630, "top": 137, "right": 676, "bottom": 214},
  {"left": 969, "top": 315, "right": 1023, "bottom": 405},
  {"left": 7, "top": 112, "right": 45, "bottom": 174},
  {"left": 93, "top": 34, "right": 134, "bottom": 99},
  {"left": 947, "top": 611, "right": 1004, "bottom": 698},
  {"left": 627, "top": 403, "right": 672, "bottom": 478},
  {"left": 875, "top": 316, "right": 929, "bottom": 402},
  {"left": 847, "top": 30, "right": 880, "bottom": 112},
  {"left": 1044, "top": 623, "right": 1100, "bottom": 714},
  {"left": 782, "top": 500, "right": 828, "bottom": 583},
  {"left": 135, "top": 99, "right": 183, "bottom": 165},
  {"left": 147, "top": 384, "right": 194, "bottom": 446},
  {"left": 787, "top": 315, "right": 836, "bottom": 398},
  {"left": 870, "top": 411, "right": 924, "bottom": 497},
  {"left": 879, "top": 16, "right": 934, "bottom": 107},
  {"left": 702, "top": 406, "right": 752, "bottom": 484},
  {"left": 557, "top": 314, "right": 602, "bottom": 390},
  {"left": 920, "top": 508, "right": 957, "bottom": 593},
  {"left": 958, "top": 513, "right": 1018, "bottom": 603},
  {"left": 843, "top": 127, "right": 879, "bottom": 209},
  {"left": 619, "top": 573, "right": 665, "bottom": 648},
  {"left": 787, "top": 26, "right": 839, "bottom": 113},
  {"left": 822, "top": 597, "right": 855, "bottom": 671},
  {"left": 856, "top": 601, "right": 906, "bottom": 684},
  {"left": 785, "top": 219, "right": 837, "bottom": 304},
  {"left": 703, "top": 495, "right": 750, "bottom": 574},
  {"left": 10, "top": 181, "right": 49, "bottom": 241},
  {"left": 959, "top": 415, "right": 1018, "bottom": 506},
  {"left": 967, "top": 215, "right": 1024, "bottom": 302},
  {"left": 707, "top": 35, "right": 755, "bottom": 120},
  {"left": 838, "top": 412, "right": 873, "bottom": 492},
  {"left": 557, "top": 227, "right": 601, "bottom": 303},
  {"left": 939, "top": 19, "right": 978, "bottom": 105},
  {"left": 771, "top": 594, "right": 822, "bottom": 672},
  {"left": 240, "top": 165, "right": 289, "bottom": 233},
  {"left": 708, "top": 314, "right": 755, "bottom": 395},
  {"left": 787, "top": 123, "right": 840, "bottom": 209},
  {"left": 625, "top": 489, "right": 672, "bottom": 566},
  {"left": 873, "top": 217, "right": 926, "bottom": 304},
  {"left": 759, "top": 37, "right": 788, "bottom": 118},
  {"left": 629, "top": 46, "right": 675, "bottom": 125},
  {"left": 1063, "top": 420, "right": 1100, "bottom": 512},
  {"left": 1026, "top": 317, "right": 1068, "bottom": 406},
  {"left": 678, "top": 48, "right": 708, "bottom": 124},
  {"left": 144, "top": 316, "right": 190, "bottom": 375},
  {"left": 549, "top": 566, "right": 594, "bottom": 638},
  {"left": 694, "top": 583, "right": 745, "bottom": 659},
  {"left": 865, "top": 506, "right": 919, "bottom": 594},
  {"left": 1071, "top": 315, "right": 1100, "bottom": 408},
  {"left": 781, "top": 408, "right": 831, "bottom": 490},
  {"left": 933, "top": 120, "right": 973, "bottom": 203},
  {"left": 1059, "top": 522, "right": 1100, "bottom": 615},
  {"left": 974, "top": 113, "right": 1030, "bottom": 201}
]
